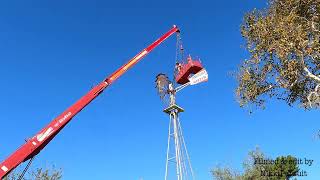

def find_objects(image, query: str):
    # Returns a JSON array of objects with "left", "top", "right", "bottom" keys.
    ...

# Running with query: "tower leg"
[
  {"left": 172, "top": 112, "right": 182, "bottom": 180},
  {"left": 164, "top": 114, "right": 172, "bottom": 180},
  {"left": 163, "top": 103, "right": 194, "bottom": 180}
]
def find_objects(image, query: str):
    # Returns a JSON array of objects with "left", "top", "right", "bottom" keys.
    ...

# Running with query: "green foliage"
[
  {"left": 3, "top": 166, "right": 62, "bottom": 180},
  {"left": 211, "top": 167, "right": 242, "bottom": 180},
  {"left": 3, "top": 170, "right": 20, "bottom": 180},
  {"left": 212, "top": 148, "right": 299, "bottom": 180},
  {"left": 269, "top": 156, "right": 299, "bottom": 180},
  {"left": 237, "top": 0, "right": 320, "bottom": 109},
  {"left": 31, "top": 167, "right": 62, "bottom": 180}
]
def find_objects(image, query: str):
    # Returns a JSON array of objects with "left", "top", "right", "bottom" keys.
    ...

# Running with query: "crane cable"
[
  {"left": 175, "top": 32, "right": 185, "bottom": 64},
  {"left": 17, "top": 156, "right": 35, "bottom": 180},
  {"left": 173, "top": 32, "right": 185, "bottom": 85}
]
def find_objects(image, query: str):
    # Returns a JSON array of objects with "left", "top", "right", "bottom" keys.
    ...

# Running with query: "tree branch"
[
  {"left": 300, "top": 53, "right": 320, "bottom": 83},
  {"left": 304, "top": 66, "right": 320, "bottom": 82}
]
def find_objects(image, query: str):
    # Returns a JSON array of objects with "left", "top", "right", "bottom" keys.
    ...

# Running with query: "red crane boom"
[{"left": 0, "top": 25, "right": 179, "bottom": 179}]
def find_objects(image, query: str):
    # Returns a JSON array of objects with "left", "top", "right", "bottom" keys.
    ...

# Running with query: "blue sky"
[{"left": 0, "top": 0, "right": 319, "bottom": 179}]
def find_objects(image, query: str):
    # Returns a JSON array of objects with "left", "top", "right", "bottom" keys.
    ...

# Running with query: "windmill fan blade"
[
  {"left": 155, "top": 73, "right": 173, "bottom": 106},
  {"left": 155, "top": 73, "right": 170, "bottom": 96},
  {"left": 160, "top": 93, "right": 166, "bottom": 100}
]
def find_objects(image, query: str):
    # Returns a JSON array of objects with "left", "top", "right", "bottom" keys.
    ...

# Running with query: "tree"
[
  {"left": 3, "top": 166, "right": 62, "bottom": 180},
  {"left": 212, "top": 148, "right": 299, "bottom": 180},
  {"left": 31, "top": 167, "right": 62, "bottom": 180},
  {"left": 236, "top": 0, "right": 320, "bottom": 109},
  {"left": 269, "top": 156, "right": 299, "bottom": 180}
]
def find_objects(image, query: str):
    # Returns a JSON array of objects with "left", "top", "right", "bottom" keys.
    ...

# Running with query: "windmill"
[{"left": 155, "top": 68, "right": 208, "bottom": 180}]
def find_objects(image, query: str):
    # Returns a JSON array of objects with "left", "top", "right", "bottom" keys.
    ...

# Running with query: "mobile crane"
[{"left": 0, "top": 25, "right": 180, "bottom": 179}]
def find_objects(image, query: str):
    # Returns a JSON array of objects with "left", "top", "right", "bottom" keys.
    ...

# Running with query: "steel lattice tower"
[
  {"left": 156, "top": 68, "right": 207, "bottom": 180},
  {"left": 163, "top": 83, "right": 195, "bottom": 180}
]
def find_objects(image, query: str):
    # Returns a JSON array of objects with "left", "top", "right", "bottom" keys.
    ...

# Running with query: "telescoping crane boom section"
[{"left": 0, "top": 25, "right": 180, "bottom": 179}]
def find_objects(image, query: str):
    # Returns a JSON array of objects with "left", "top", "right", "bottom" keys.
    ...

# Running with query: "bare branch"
[{"left": 304, "top": 67, "right": 320, "bottom": 82}]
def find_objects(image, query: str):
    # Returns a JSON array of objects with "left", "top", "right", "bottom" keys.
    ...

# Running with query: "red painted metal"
[
  {"left": 175, "top": 56, "right": 203, "bottom": 84},
  {"left": 0, "top": 25, "right": 179, "bottom": 179}
]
